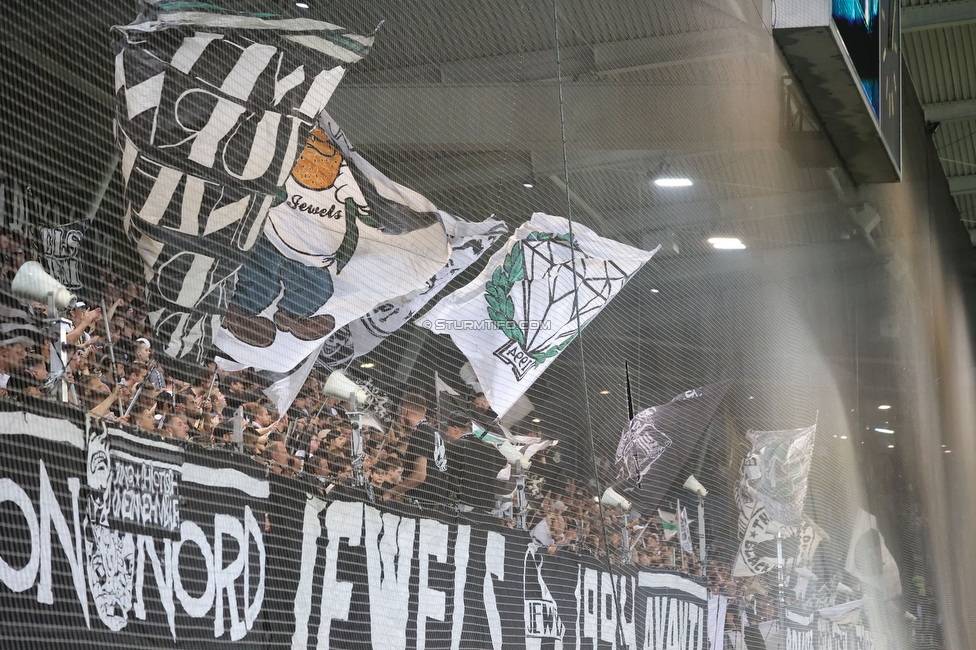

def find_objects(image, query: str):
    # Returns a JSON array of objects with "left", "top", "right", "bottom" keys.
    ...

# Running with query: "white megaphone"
[
  {"left": 836, "top": 581, "right": 855, "bottom": 595},
  {"left": 323, "top": 370, "right": 370, "bottom": 410},
  {"left": 12, "top": 261, "right": 75, "bottom": 311},
  {"left": 683, "top": 474, "right": 708, "bottom": 498},
  {"left": 904, "top": 611, "right": 917, "bottom": 622},
  {"left": 600, "top": 487, "right": 632, "bottom": 512},
  {"left": 498, "top": 440, "right": 530, "bottom": 470}
]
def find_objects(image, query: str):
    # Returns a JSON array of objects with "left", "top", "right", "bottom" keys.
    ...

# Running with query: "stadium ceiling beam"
[
  {"left": 902, "top": 1, "right": 976, "bottom": 32},
  {"left": 329, "top": 80, "right": 780, "bottom": 151},
  {"left": 948, "top": 174, "right": 976, "bottom": 195},
  {"left": 541, "top": 188, "right": 841, "bottom": 237},
  {"left": 923, "top": 99, "right": 976, "bottom": 122},
  {"left": 363, "top": 25, "right": 769, "bottom": 85}
]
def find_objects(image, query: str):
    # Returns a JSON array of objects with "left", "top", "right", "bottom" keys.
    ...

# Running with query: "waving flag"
[
  {"left": 215, "top": 113, "right": 451, "bottom": 410},
  {"left": 613, "top": 382, "right": 730, "bottom": 512},
  {"left": 678, "top": 503, "right": 694, "bottom": 555},
  {"left": 845, "top": 509, "right": 902, "bottom": 596},
  {"left": 742, "top": 424, "right": 817, "bottom": 525},
  {"left": 659, "top": 509, "right": 679, "bottom": 541},
  {"left": 113, "top": 7, "right": 373, "bottom": 380},
  {"left": 317, "top": 213, "right": 507, "bottom": 369},
  {"left": 38, "top": 217, "right": 91, "bottom": 291},
  {"left": 423, "top": 213, "right": 657, "bottom": 417}
]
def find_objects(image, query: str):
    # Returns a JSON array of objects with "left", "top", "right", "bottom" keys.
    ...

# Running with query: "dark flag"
[
  {"left": 112, "top": 6, "right": 373, "bottom": 380},
  {"left": 38, "top": 217, "right": 91, "bottom": 291},
  {"left": 613, "top": 381, "right": 730, "bottom": 512}
]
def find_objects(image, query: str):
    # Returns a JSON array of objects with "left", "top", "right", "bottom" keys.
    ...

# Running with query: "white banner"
[
  {"left": 422, "top": 213, "right": 657, "bottom": 417},
  {"left": 317, "top": 214, "right": 507, "bottom": 368}
]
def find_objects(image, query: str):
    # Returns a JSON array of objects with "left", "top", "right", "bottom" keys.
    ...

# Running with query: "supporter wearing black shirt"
[
  {"left": 384, "top": 393, "right": 449, "bottom": 504},
  {"left": 444, "top": 412, "right": 507, "bottom": 512}
]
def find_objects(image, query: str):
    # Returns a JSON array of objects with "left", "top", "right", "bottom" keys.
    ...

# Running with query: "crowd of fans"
[{"left": 0, "top": 231, "right": 872, "bottom": 630}]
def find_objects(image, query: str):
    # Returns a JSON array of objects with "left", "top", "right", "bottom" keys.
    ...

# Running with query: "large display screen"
[{"left": 832, "top": 0, "right": 881, "bottom": 116}]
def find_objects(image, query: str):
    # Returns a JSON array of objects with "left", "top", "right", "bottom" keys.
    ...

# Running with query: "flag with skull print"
[{"left": 422, "top": 213, "right": 658, "bottom": 418}]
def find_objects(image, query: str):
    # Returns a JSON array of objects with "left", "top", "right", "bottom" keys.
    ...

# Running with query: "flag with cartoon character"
[
  {"left": 113, "top": 6, "right": 373, "bottom": 380},
  {"left": 215, "top": 112, "right": 451, "bottom": 387},
  {"left": 423, "top": 213, "right": 658, "bottom": 418}
]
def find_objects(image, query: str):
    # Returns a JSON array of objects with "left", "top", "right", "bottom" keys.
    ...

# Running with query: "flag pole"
[
  {"left": 698, "top": 494, "right": 706, "bottom": 577},
  {"left": 99, "top": 299, "right": 125, "bottom": 418},
  {"left": 624, "top": 361, "right": 642, "bottom": 488}
]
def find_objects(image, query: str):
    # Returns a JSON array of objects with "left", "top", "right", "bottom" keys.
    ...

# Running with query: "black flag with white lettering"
[{"left": 112, "top": 6, "right": 373, "bottom": 380}]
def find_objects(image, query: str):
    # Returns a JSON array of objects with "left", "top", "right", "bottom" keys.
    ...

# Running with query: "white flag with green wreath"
[
  {"left": 659, "top": 509, "right": 679, "bottom": 541},
  {"left": 422, "top": 213, "right": 658, "bottom": 417}
]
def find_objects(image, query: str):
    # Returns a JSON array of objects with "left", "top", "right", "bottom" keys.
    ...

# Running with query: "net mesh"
[{"left": 0, "top": 1, "right": 966, "bottom": 649}]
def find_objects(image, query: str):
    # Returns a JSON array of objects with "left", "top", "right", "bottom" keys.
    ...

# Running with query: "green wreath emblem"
[{"left": 485, "top": 234, "right": 577, "bottom": 368}]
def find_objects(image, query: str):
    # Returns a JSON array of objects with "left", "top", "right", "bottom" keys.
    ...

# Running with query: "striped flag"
[{"left": 113, "top": 8, "right": 373, "bottom": 380}]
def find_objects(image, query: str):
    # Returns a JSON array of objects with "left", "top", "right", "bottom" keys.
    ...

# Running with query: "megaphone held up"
[
  {"left": 600, "top": 487, "right": 632, "bottom": 512},
  {"left": 836, "top": 582, "right": 855, "bottom": 596},
  {"left": 12, "top": 261, "right": 75, "bottom": 311},
  {"left": 683, "top": 474, "right": 708, "bottom": 498},
  {"left": 323, "top": 370, "right": 370, "bottom": 410}
]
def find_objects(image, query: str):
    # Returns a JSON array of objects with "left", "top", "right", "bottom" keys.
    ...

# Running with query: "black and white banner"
[
  {"left": 0, "top": 409, "right": 269, "bottom": 648},
  {"left": 0, "top": 407, "right": 883, "bottom": 650},
  {"left": 785, "top": 607, "right": 815, "bottom": 650},
  {"left": 113, "top": 10, "right": 373, "bottom": 380}
]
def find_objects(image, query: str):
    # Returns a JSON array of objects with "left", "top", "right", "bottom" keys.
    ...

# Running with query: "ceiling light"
[
  {"left": 840, "top": 435, "right": 848, "bottom": 440},
  {"left": 878, "top": 404, "right": 891, "bottom": 410},
  {"left": 748, "top": 396, "right": 754, "bottom": 400},
  {"left": 874, "top": 427, "right": 894, "bottom": 434},
  {"left": 532, "top": 418, "right": 541, "bottom": 423},
  {"left": 945, "top": 449, "right": 952, "bottom": 454},
  {"left": 887, "top": 444, "right": 895, "bottom": 449},
  {"left": 650, "top": 288, "right": 660, "bottom": 293},
  {"left": 523, "top": 182, "right": 534, "bottom": 189},
  {"left": 707, "top": 237, "right": 746, "bottom": 250},
  {"left": 359, "top": 362, "right": 375, "bottom": 369},
  {"left": 654, "top": 177, "right": 693, "bottom": 187},
  {"left": 942, "top": 444, "right": 946, "bottom": 448},
  {"left": 599, "top": 390, "right": 610, "bottom": 395},
  {"left": 295, "top": 1, "right": 309, "bottom": 7}
]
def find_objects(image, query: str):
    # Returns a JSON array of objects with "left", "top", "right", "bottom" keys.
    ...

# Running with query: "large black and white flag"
[
  {"left": 613, "top": 381, "right": 730, "bottom": 511},
  {"left": 215, "top": 113, "right": 451, "bottom": 413},
  {"left": 113, "top": 7, "right": 373, "bottom": 380},
  {"left": 317, "top": 213, "right": 508, "bottom": 369},
  {"left": 423, "top": 213, "right": 658, "bottom": 418}
]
